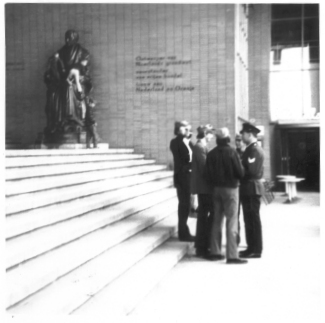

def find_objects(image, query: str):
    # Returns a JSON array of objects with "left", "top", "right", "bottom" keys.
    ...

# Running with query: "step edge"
[
  {"left": 6, "top": 181, "right": 175, "bottom": 240},
  {"left": 6, "top": 172, "right": 173, "bottom": 215},
  {"left": 74, "top": 238, "right": 189, "bottom": 316},
  {"left": 6, "top": 194, "right": 177, "bottom": 268},
  {"left": 6, "top": 208, "right": 178, "bottom": 309},
  {"left": 5, "top": 148, "right": 135, "bottom": 157},
  {"left": 5, "top": 154, "right": 146, "bottom": 169},
  {"left": 6, "top": 160, "right": 157, "bottom": 181},
  {"left": 5, "top": 165, "right": 169, "bottom": 196}
]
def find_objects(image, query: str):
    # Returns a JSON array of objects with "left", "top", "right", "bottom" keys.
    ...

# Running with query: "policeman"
[{"left": 239, "top": 122, "right": 264, "bottom": 258}]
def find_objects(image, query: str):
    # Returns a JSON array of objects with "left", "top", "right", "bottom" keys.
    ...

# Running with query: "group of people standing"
[{"left": 170, "top": 120, "right": 264, "bottom": 265}]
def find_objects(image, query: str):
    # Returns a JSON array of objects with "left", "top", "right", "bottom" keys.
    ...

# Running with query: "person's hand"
[{"left": 76, "top": 91, "right": 85, "bottom": 100}]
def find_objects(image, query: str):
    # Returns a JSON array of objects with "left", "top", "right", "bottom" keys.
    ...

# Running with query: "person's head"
[
  {"left": 215, "top": 127, "right": 230, "bottom": 145},
  {"left": 65, "top": 30, "right": 79, "bottom": 46},
  {"left": 174, "top": 120, "right": 191, "bottom": 138},
  {"left": 185, "top": 124, "right": 193, "bottom": 139},
  {"left": 235, "top": 133, "right": 244, "bottom": 149},
  {"left": 240, "top": 122, "right": 260, "bottom": 145},
  {"left": 196, "top": 124, "right": 215, "bottom": 142}
]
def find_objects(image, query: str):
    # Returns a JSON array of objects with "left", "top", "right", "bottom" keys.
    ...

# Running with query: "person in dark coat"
[
  {"left": 205, "top": 128, "right": 247, "bottom": 264},
  {"left": 239, "top": 122, "right": 265, "bottom": 259},
  {"left": 235, "top": 133, "right": 245, "bottom": 159},
  {"left": 190, "top": 124, "right": 215, "bottom": 257},
  {"left": 235, "top": 133, "right": 246, "bottom": 245},
  {"left": 170, "top": 120, "right": 195, "bottom": 242}
]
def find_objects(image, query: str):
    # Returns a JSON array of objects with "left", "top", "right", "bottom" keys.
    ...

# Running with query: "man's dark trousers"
[
  {"left": 175, "top": 172, "right": 192, "bottom": 239},
  {"left": 195, "top": 194, "right": 213, "bottom": 252},
  {"left": 241, "top": 195, "right": 263, "bottom": 254}
]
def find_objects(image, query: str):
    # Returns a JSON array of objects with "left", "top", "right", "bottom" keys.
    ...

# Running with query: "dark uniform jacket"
[
  {"left": 190, "top": 140, "right": 213, "bottom": 194},
  {"left": 240, "top": 141, "right": 264, "bottom": 196},
  {"left": 206, "top": 143, "right": 244, "bottom": 188},
  {"left": 170, "top": 135, "right": 193, "bottom": 188}
]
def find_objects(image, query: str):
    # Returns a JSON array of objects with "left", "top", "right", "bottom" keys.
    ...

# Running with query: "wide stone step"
[
  {"left": 6, "top": 164, "right": 168, "bottom": 196},
  {"left": 5, "top": 153, "right": 146, "bottom": 168},
  {"left": 7, "top": 215, "right": 185, "bottom": 315},
  {"left": 6, "top": 170, "right": 173, "bottom": 214},
  {"left": 73, "top": 239, "right": 189, "bottom": 316},
  {"left": 6, "top": 179, "right": 174, "bottom": 240},
  {"left": 31, "top": 143, "right": 111, "bottom": 150},
  {"left": 6, "top": 198, "right": 178, "bottom": 309},
  {"left": 7, "top": 189, "right": 176, "bottom": 268},
  {"left": 5, "top": 148, "right": 134, "bottom": 157},
  {"left": 6, "top": 159, "right": 156, "bottom": 180}
]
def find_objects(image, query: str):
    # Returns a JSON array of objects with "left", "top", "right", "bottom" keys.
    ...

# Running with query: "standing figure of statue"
[{"left": 43, "top": 30, "right": 94, "bottom": 144}]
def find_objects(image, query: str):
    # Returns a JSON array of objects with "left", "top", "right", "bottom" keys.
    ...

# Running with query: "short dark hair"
[
  {"left": 174, "top": 122, "right": 181, "bottom": 136},
  {"left": 216, "top": 136, "right": 230, "bottom": 146},
  {"left": 174, "top": 120, "right": 190, "bottom": 135},
  {"left": 197, "top": 132, "right": 205, "bottom": 139},
  {"left": 65, "top": 29, "right": 79, "bottom": 45}
]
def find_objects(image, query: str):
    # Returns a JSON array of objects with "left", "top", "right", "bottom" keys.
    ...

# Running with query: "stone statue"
[{"left": 43, "top": 30, "right": 96, "bottom": 145}]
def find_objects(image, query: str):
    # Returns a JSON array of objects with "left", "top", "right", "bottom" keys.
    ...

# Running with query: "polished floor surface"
[{"left": 130, "top": 192, "right": 322, "bottom": 323}]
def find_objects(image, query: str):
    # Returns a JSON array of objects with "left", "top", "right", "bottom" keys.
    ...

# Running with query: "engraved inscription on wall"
[{"left": 135, "top": 56, "right": 195, "bottom": 92}]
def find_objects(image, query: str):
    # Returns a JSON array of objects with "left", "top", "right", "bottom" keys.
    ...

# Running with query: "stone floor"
[
  {"left": 130, "top": 192, "right": 322, "bottom": 323},
  {"left": 2, "top": 192, "right": 322, "bottom": 323}
]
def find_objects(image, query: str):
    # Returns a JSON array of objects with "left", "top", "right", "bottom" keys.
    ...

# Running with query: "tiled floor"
[{"left": 130, "top": 192, "right": 322, "bottom": 323}]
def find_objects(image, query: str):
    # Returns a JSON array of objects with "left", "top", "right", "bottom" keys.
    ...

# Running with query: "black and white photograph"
[{"left": 2, "top": 1, "right": 323, "bottom": 322}]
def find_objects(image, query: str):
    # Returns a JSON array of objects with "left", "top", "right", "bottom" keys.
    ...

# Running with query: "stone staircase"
[{"left": 5, "top": 148, "right": 193, "bottom": 316}]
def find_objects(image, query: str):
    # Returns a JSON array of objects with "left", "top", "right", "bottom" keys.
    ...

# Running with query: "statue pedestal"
[
  {"left": 59, "top": 131, "right": 87, "bottom": 144},
  {"left": 33, "top": 130, "right": 105, "bottom": 149},
  {"left": 41, "top": 129, "right": 86, "bottom": 145},
  {"left": 31, "top": 143, "right": 109, "bottom": 150}
]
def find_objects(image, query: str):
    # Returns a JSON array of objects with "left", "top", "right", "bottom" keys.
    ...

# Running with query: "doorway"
[{"left": 280, "top": 127, "right": 320, "bottom": 191}]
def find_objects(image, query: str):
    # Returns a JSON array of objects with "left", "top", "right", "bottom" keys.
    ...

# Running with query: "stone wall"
[
  {"left": 6, "top": 4, "right": 273, "bottom": 178},
  {"left": 248, "top": 4, "right": 272, "bottom": 179},
  {"left": 5, "top": 3, "right": 241, "bottom": 166}
]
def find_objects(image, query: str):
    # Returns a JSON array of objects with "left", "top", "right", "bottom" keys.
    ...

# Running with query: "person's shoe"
[
  {"left": 205, "top": 254, "right": 225, "bottom": 261},
  {"left": 240, "top": 252, "right": 261, "bottom": 259},
  {"left": 239, "top": 249, "right": 253, "bottom": 257},
  {"left": 226, "top": 258, "right": 248, "bottom": 264},
  {"left": 179, "top": 235, "right": 195, "bottom": 242},
  {"left": 195, "top": 248, "right": 209, "bottom": 258}
]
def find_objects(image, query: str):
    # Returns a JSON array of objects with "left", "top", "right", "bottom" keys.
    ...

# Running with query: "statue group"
[{"left": 43, "top": 30, "right": 99, "bottom": 148}]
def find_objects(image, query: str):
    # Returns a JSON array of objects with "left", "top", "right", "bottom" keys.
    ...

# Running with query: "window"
[
  {"left": 271, "top": 4, "right": 319, "bottom": 64},
  {"left": 269, "top": 4, "right": 319, "bottom": 121}
]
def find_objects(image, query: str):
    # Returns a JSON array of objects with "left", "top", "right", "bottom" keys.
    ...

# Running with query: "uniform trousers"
[
  {"left": 210, "top": 187, "right": 239, "bottom": 259},
  {"left": 241, "top": 195, "right": 263, "bottom": 254},
  {"left": 175, "top": 172, "right": 192, "bottom": 239},
  {"left": 195, "top": 194, "right": 213, "bottom": 252},
  {"left": 237, "top": 198, "right": 241, "bottom": 245}
]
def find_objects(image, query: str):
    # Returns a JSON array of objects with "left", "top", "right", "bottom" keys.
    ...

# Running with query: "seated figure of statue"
[{"left": 44, "top": 30, "right": 93, "bottom": 137}]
